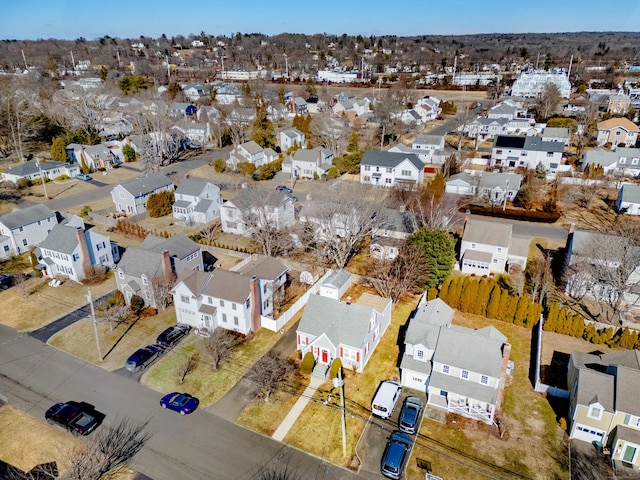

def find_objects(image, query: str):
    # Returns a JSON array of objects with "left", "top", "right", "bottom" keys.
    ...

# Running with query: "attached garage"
[{"left": 572, "top": 424, "right": 605, "bottom": 444}]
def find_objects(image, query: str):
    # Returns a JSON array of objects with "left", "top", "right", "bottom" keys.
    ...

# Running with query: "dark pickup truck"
[{"left": 45, "top": 401, "right": 103, "bottom": 436}]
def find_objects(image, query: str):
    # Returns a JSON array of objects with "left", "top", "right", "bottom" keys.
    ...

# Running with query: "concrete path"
[{"left": 272, "top": 374, "right": 324, "bottom": 441}]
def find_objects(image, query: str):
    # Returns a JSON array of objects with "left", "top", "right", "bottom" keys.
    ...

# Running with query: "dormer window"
[
  {"left": 118, "top": 269, "right": 124, "bottom": 279},
  {"left": 442, "top": 365, "right": 450, "bottom": 374},
  {"left": 141, "top": 275, "right": 148, "bottom": 286},
  {"left": 588, "top": 404, "right": 603, "bottom": 420}
]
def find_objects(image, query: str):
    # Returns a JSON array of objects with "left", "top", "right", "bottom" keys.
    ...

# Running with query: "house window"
[
  {"left": 471, "top": 243, "right": 476, "bottom": 249},
  {"left": 401, "top": 170, "right": 411, "bottom": 176},
  {"left": 497, "top": 247, "right": 502, "bottom": 253},
  {"left": 232, "top": 303, "right": 237, "bottom": 310},
  {"left": 496, "top": 150, "right": 502, "bottom": 155},
  {"left": 385, "top": 178, "right": 392, "bottom": 184},
  {"left": 263, "top": 284, "right": 268, "bottom": 294},
  {"left": 180, "top": 295, "right": 190, "bottom": 304},
  {"left": 19, "top": 226, "right": 23, "bottom": 232},
  {"left": 245, "top": 299, "right": 250, "bottom": 308},
  {"left": 3, "top": 246, "right": 8, "bottom": 253},
  {"left": 461, "top": 370, "right": 469, "bottom": 379},
  {"left": 141, "top": 275, "right": 148, "bottom": 285},
  {"left": 233, "top": 317, "right": 239, "bottom": 326},
  {"left": 588, "top": 405, "right": 603, "bottom": 420},
  {"left": 620, "top": 158, "right": 627, "bottom": 164},
  {"left": 22, "top": 239, "right": 27, "bottom": 246},
  {"left": 481, "top": 375, "right": 488, "bottom": 384},
  {"left": 222, "top": 313, "right": 227, "bottom": 323},
  {"left": 616, "top": 131, "right": 621, "bottom": 136},
  {"left": 633, "top": 158, "right": 639, "bottom": 165},
  {"left": 118, "top": 270, "right": 124, "bottom": 279},
  {"left": 624, "top": 446, "right": 637, "bottom": 463},
  {"left": 493, "top": 258, "right": 498, "bottom": 263},
  {"left": 119, "top": 192, "right": 125, "bottom": 199},
  {"left": 364, "top": 165, "right": 370, "bottom": 171},
  {"left": 547, "top": 152, "right": 554, "bottom": 157},
  {"left": 363, "top": 176, "right": 371, "bottom": 182},
  {"left": 442, "top": 365, "right": 450, "bottom": 374},
  {"left": 220, "top": 300, "right": 225, "bottom": 307},
  {"left": 417, "top": 350, "right": 424, "bottom": 359}
]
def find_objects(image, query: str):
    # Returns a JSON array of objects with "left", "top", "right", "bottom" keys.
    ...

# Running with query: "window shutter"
[
  {"left": 297, "top": 334, "right": 300, "bottom": 345},
  {"left": 356, "top": 351, "right": 360, "bottom": 362},
  {"left": 340, "top": 347, "right": 343, "bottom": 357}
]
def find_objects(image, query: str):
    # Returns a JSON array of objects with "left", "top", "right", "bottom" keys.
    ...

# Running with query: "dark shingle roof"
[
  {"left": 0, "top": 204, "right": 56, "bottom": 230},
  {"left": 117, "top": 172, "right": 173, "bottom": 196},
  {"left": 360, "top": 151, "right": 423, "bottom": 170}
]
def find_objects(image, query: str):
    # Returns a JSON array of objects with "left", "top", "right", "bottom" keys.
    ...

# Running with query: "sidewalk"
[{"left": 272, "top": 375, "right": 324, "bottom": 441}]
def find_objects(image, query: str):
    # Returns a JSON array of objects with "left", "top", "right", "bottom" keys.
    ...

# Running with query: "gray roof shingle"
[
  {"left": 0, "top": 204, "right": 56, "bottom": 230},
  {"left": 360, "top": 151, "right": 423, "bottom": 170},
  {"left": 117, "top": 172, "right": 173, "bottom": 196}
]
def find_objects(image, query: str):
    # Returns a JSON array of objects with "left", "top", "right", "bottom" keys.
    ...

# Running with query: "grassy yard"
[
  {"left": 0, "top": 405, "right": 135, "bottom": 479},
  {"left": 405, "top": 312, "right": 568, "bottom": 480},
  {"left": 49, "top": 308, "right": 177, "bottom": 369},
  {"left": 0, "top": 272, "right": 116, "bottom": 332},
  {"left": 143, "top": 308, "right": 303, "bottom": 406}
]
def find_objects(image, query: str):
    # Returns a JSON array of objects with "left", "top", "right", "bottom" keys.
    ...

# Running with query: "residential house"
[
  {"left": 360, "top": 151, "right": 424, "bottom": 188},
  {"left": 477, "top": 172, "right": 523, "bottom": 206},
  {"left": 37, "top": 224, "right": 119, "bottom": 282},
  {"left": 412, "top": 134, "right": 445, "bottom": 163},
  {"left": 333, "top": 97, "right": 371, "bottom": 117},
  {"left": 459, "top": 218, "right": 529, "bottom": 275},
  {"left": 111, "top": 173, "right": 174, "bottom": 215},
  {"left": 510, "top": 70, "right": 572, "bottom": 98},
  {"left": 279, "top": 127, "right": 305, "bottom": 151},
  {"left": 597, "top": 118, "right": 640, "bottom": 147},
  {"left": 565, "top": 93, "right": 588, "bottom": 114},
  {"left": 288, "top": 147, "right": 334, "bottom": 179},
  {"left": 171, "top": 256, "right": 289, "bottom": 335},
  {"left": 1, "top": 161, "right": 80, "bottom": 185},
  {"left": 466, "top": 117, "right": 509, "bottom": 141},
  {"left": 179, "top": 83, "right": 210, "bottom": 102},
  {"left": 296, "top": 291, "right": 392, "bottom": 373},
  {"left": 0, "top": 205, "right": 57, "bottom": 258},
  {"left": 220, "top": 190, "right": 295, "bottom": 237},
  {"left": 400, "top": 295, "right": 511, "bottom": 425},
  {"left": 171, "top": 123, "right": 211, "bottom": 144},
  {"left": 616, "top": 184, "right": 640, "bottom": 215},
  {"left": 318, "top": 269, "right": 352, "bottom": 300},
  {"left": 115, "top": 234, "right": 202, "bottom": 307},
  {"left": 582, "top": 148, "right": 640, "bottom": 176},
  {"left": 608, "top": 94, "right": 631, "bottom": 115},
  {"left": 286, "top": 97, "right": 308, "bottom": 116},
  {"left": 414, "top": 96, "right": 441, "bottom": 121},
  {"left": 491, "top": 135, "right": 564, "bottom": 172},
  {"left": 487, "top": 100, "right": 527, "bottom": 120},
  {"left": 369, "top": 208, "right": 417, "bottom": 260},
  {"left": 66, "top": 143, "right": 120, "bottom": 170},
  {"left": 169, "top": 102, "right": 198, "bottom": 120},
  {"left": 567, "top": 349, "right": 640, "bottom": 472},
  {"left": 445, "top": 172, "right": 478, "bottom": 195},
  {"left": 228, "top": 141, "right": 278, "bottom": 171},
  {"left": 542, "top": 127, "right": 571, "bottom": 145},
  {"left": 172, "top": 178, "right": 222, "bottom": 224}
]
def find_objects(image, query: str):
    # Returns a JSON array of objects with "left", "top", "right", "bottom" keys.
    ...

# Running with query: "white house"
[
  {"left": 616, "top": 184, "right": 640, "bottom": 215},
  {"left": 360, "top": 151, "right": 424, "bottom": 188},
  {"left": 220, "top": 190, "right": 296, "bottom": 237},
  {"left": 411, "top": 134, "right": 445, "bottom": 163},
  {"left": 491, "top": 135, "right": 564, "bottom": 172},
  {"left": 1, "top": 161, "right": 80, "bottom": 185},
  {"left": 510, "top": 70, "right": 572, "bottom": 98},
  {"left": 0, "top": 205, "right": 58, "bottom": 258},
  {"left": 279, "top": 127, "right": 305, "bottom": 151},
  {"left": 445, "top": 173, "right": 478, "bottom": 195},
  {"left": 477, "top": 172, "right": 523, "bottom": 206},
  {"left": 172, "top": 178, "right": 222, "bottom": 224},
  {"left": 288, "top": 147, "right": 334, "bottom": 179},
  {"left": 581, "top": 148, "right": 640, "bottom": 177},
  {"left": 400, "top": 295, "right": 511, "bottom": 425},
  {"left": 228, "top": 141, "right": 278, "bottom": 170},
  {"left": 111, "top": 173, "right": 174, "bottom": 215},
  {"left": 37, "top": 224, "right": 119, "bottom": 282}
]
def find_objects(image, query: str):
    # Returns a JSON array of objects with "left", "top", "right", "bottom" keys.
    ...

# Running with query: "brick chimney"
[
  {"left": 317, "top": 149, "right": 322, "bottom": 167},
  {"left": 250, "top": 276, "right": 261, "bottom": 332},
  {"left": 160, "top": 250, "right": 173, "bottom": 282},
  {"left": 76, "top": 228, "right": 92, "bottom": 280},
  {"left": 495, "top": 342, "right": 512, "bottom": 413}
]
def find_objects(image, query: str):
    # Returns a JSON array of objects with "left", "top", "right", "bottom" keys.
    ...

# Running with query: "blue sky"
[{"left": 2, "top": 0, "right": 640, "bottom": 40}]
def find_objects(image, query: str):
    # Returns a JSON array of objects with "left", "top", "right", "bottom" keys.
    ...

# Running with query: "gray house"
[
  {"left": 0, "top": 205, "right": 58, "bottom": 258},
  {"left": 172, "top": 178, "right": 222, "bottom": 224},
  {"left": 400, "top": 295, "right": 511, "bottom": 425},
  {"left": 111, "top": 173, "right": 174, "bottom": 215},
  {"left": 478, "top": 172, "right": 523, "bottom": 206},
  {"left": 115, "top": 234, "right": 202, "bottom": 307},
  {"left": 616, "top": 184, "right": 640, "bottom": 215},
  {"left": 1, "top": 161, "right": 80, "bottom": 185}
]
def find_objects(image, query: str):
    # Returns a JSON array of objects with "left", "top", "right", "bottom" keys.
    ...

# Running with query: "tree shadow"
[{"left": 102, "top": 316, "right": 141, "bottom": 360}]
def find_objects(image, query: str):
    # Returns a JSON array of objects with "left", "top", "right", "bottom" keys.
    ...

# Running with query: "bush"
[
  {"left": 129, "top": 294, "right": 145, "bottom": 313},
  {"left": 16, "top": 178, "right": 30, "bottom": 189},
  {"left": 329, "top": 358, "right": 343, "bottom": 379},
  {"left": 300, "top": 352, "right": 315, "bottom": 374},
  {"left": 139, "top": 307, "right": 157, "bottom": 317},
  {"left": 146, "top": 190, "right": 175, "bottom": 218},
  {"left": 122, "top": 144, "right": 137, "bottom": 163},
  {"left": 30, "top": 177, "right": 49, "bottom": 186},
  {"left": 54, "top": 175, "right": 71, "bottom": 181},
  {"left": 212, "top": 157, "right": 226, "bottom": 173},
  {"left": 80, "top": 205, "right": 92, "bottom": 217},
  {"left": 113, "top": 290, "right": 125, "bottom": 306}
]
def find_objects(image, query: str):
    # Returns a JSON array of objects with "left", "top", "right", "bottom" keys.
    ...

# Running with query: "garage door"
[{"left": 573, "top": 424, "right": 605, "bottom": 443}]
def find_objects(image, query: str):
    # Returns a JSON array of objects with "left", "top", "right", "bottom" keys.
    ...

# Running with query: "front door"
[{"left": 322, "top": 350, "right": 328, "bottom": 363}]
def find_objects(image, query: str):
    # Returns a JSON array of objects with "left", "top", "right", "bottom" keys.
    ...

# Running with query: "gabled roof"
[
  {"left": 140, "top": 234, "right": 199, "bottom": 260},
  {"left": 118, "top": 248, "right": 163, "bottom": 278},
  {"left": 360, "top": 151, "right": 423, "bottom": 170},
  {"left": 239, "top": 140, "right": 263, "bottom": 155},
  {"left": 4, "top": 161, "right": 70, "bottom": 176},
  {"left": 478, "top": 172, "right": 523, "bottom": 190},
  {"left": 619, "top": 184, "right": 640, "bottom": 204},
  {"left": 202, "top": 269, "right": 252, "bottom": 304},
  {"left": 494, "top": 135, "right": 564, "bottom": 153},
  {"left": 446, "top": 172, "right": 477, "bottom": 186},
  {"left": 281, "top": 127, "right": 304, "bottom": 139},
  {"left": 236, "top": 256, "right": 288, "bottom": 280},
  {"left": 322, "top": 269, "right": 351, "bottom": 289},
  {"left": 298, "top": 294, "right": 378, "bottom": 348},
  {"left": 598, "top": 118, "right": 639, "bottom": 132},
  {"left": 175, "top": 178, "right": 215, "bottom": 197},
  {"left": 116, "top": 172, "right": 173, "bottom": 196},
  {"left": 376, "top": 208, "right": 417, "bottom": 235},
  {"left": 543, "top": 127, "right": 570, "bottom": 139},
  {"left": 582, "top": 148, "right": 619, "bottom": 168},
  {"left": 413, "top": 134, "right": 444, "bottom": 146},
  {"left": 405, "top": 298, "right": 453, "bottom": 349},
  {"left": 38, "top": 223, "right": 79, "bottom": 255},
  {"left": 0, "top": 204, "right": 56, "bottom": 230},
  {"left": 462, "top": 218, "right": 512, "bottom": 248}
]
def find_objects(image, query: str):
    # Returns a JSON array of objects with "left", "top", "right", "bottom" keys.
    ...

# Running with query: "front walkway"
[{"left": 272, "top": 375, "right": 324, "bottom": 441}]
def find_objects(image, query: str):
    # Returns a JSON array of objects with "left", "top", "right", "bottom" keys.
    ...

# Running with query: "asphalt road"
[{"left": 0, "top": 324, "right": 364, "bottom": 480}]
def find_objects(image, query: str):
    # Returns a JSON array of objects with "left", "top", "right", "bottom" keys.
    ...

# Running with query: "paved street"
[{"left": 0, "top": 324, "right": 364, "bottom": 480}]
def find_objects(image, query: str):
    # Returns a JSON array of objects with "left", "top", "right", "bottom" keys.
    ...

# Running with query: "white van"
[{"left": 371, "top": 380, "right": 402, "bottom": 419}]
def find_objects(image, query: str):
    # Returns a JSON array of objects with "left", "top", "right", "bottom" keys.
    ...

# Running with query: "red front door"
[{"left": 322, "top": 350, "right": 328, "bottom": 363}]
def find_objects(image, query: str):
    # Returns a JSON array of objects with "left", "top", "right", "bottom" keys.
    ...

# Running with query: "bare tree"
[
  {"left": 310, "top": 114, "right": 350, "bottom": 154},
  {"left": 373, "top": 90, "right": 401, "bottom": 148},
  {"left": 13, "top": 273, "right": 29, "bottom": 298},
  {"left": 151, "top": 271, "right": 176, "bottom": 310},
  {"left": 245, "top": 353, "right": 293, "bottom": 402},
  {"left": 176, "top": 353, "right": 200, "bottom": 383},
  {"left": 507, "top": 264, "right": 526, "bottom": 297},
  {"left": 527, "top": 255, "right": 553, "bottom": 304},
  {"left": 203, "top": 328, "right": 243, "bottom": 370},
  {"left": 201, "top": 220, "right": 222, "bottom": 243},
  {"left": 219, "top": 103, "right": 253, "bottom": 146},
  {"left": 573, "top": 103, "right": 599, "bottom": 157},
  {"left": 61, "top": 417, "right": 152, "bottom": 480},
  {"left": 536, "top": 83, "right": 562, "bottom": 120},
  {"left": 367, "top": 244, "right": 430, "bottom": 302},
  {"left": 95, "top": 298, "right": 129, "bottom": 332}
]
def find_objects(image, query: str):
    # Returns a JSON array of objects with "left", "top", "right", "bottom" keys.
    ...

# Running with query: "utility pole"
[
  {"left": 503, "top": 178, "right": 509, "bottom": 211},
  {"left": 333, "top": 369, "right": 347, "bottom": 458},
  {"left": 35, "top": 160, "right": 49, "bottom": 199},
  {"left": 87, "top": 288, "right": 103, "bottom": 361},
  {"left": 21, "top": 49, "right": 28, "bottom": 70}
]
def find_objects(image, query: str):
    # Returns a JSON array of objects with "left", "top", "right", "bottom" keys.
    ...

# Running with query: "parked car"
[
  {"left": 160, "top": 392, "right": 199, "bottom": 415},
  {"left": 75, "top": 173, "right": 92, "bottom": 181},
  {"left": 276, "top": 185, "right": 293, "bottom": 193},
  {"left": 286, "top": 194, "right": 299, "bottom": 202},
  {"left": 398, "top": 396, "right": 423, "bottom": 434},
  {"left": 0, "top": 274, "right": 14, "bottom": 290},
  {"left": 372, "top": 380, "right": 402, "bottom": 419},
  {"left": 45, "top": 401, "right": 103, "bottom": 436},
  {"left": 380, "top": 430, "right": 412, "bottom": 479},
  {"left": 156, "top": 324, "right": 191, "bottom": 347},
  {"left": 125, "top": 344, "right": 165, "bottom": 372}
]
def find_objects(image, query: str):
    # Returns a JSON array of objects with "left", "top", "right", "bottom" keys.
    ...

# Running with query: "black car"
[
  {"left": 381, "top": 430, "right": 412, "bottom": 479},
  {"left": 0, "top": 274, "right": 13, "bottom": 290},
  {"left": 156, "top": 324, "right": 191, "bottom": 347},
  {"left": 45, "top": 401, "right": 102, "bottom": 436},
  {"left": 276, "top": 185, "right": 293, "bottom": 193},
  {"left": 125, "top": 344, "right": 165, "bottom": 372},
  {"left": 398, "top": 396, "right": 423, "bottom": 434}
]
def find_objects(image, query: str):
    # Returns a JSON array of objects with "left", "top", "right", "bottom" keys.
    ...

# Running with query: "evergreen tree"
[
  {"left": 407, "top": 228, "right": 456, "bottom": 288},
  {"left": 527, "top": 302, "right": 543, "bottom": 328},
  {"left": 50, "top": 137, "right": 69, "bottom": 162},
  {"left": 475, "top": 278, "right": 493, "bottom": 316},
  {"left": 346, "top": 131, "right": 359, "bottom": 153},
  {"left": 122, "top": 144, "right": 137, "bottom": 162},
  {"left": 486, "top": 285, "right": 502, "bottom": 320},
  {"left": 278, "top": 87, "right": 286, "bottom": 104},
  {"left": 544, "top": 302, "right": 560, "bottom": 332},
  {"left": 250, "top": 93, "right": 276, "bottom": 149},
  {"left": 439, "top": 277, "right": 452, "bottom": 304},
  {"left": 460, "top": 278, "right": 478, "bottom": 313},
  {"left": 557, "top": 307, "right": 568, "bottom": 335},
  {"left": 514, "top": 296, "right": 530, "bottom": 326},
  {"left": 583, "top": 322, "right": 596, "bottom": 342},
  {"left": 571, "top": 314, "right": 585, "bottom": 338}
]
